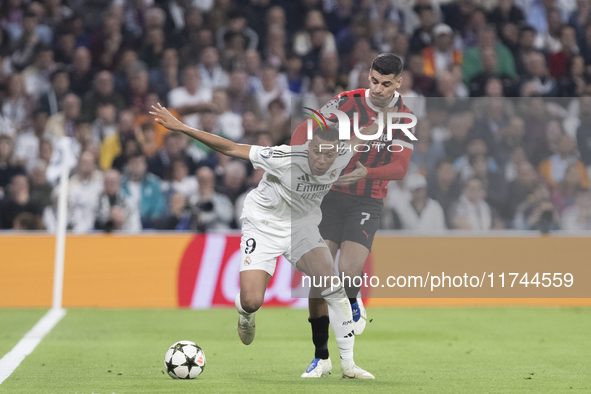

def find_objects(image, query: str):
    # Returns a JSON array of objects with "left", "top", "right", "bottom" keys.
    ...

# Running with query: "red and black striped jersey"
[{"left": 292, "top": 88, "right": 414, "bottom": 199}]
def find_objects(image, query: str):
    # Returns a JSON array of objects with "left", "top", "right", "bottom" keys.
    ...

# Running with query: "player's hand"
[
  {"left": 150, "top": 103, "right": 185, "bottom": 132},
  {"left": 334, "top": 162, "right": 368, "bottom": 186}
]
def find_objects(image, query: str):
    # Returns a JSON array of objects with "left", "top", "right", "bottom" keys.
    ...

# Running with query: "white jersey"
[{"left": 241, "top": 142, "right": 353, "bottom": 237}]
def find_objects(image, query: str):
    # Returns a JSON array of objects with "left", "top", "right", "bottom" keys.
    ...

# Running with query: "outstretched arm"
[{"left": 150, "top": 103, "right": 251, "bottom": 160}]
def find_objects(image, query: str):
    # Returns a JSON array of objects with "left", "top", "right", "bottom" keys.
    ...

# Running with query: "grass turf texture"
[
  {"left": 0, "top": 307, "right": 590, "bottom": 393},
  {"left": 0, "top": 309, "right": 47, "bottom": 357}
]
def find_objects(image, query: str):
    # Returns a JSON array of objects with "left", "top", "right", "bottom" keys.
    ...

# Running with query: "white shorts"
[{"left": 239, "top": 219, "right": 328, "bottom": 276}]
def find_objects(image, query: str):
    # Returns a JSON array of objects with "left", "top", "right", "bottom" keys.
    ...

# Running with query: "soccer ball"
[{"left": 164, "top": 340, "right": 206, "bottom": 379}]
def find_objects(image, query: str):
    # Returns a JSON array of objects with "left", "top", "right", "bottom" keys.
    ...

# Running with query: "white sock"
[
  {"left": 235, "top": 293, "right": 255, "bottom": 318},
  {"left": 321, "top": 286, "right": 354, "bottom": 363}
]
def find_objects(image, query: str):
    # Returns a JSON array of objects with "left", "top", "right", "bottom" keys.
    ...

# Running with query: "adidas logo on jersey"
[{"left": 297, "top": 174, "right": 311, "bottom": 182}]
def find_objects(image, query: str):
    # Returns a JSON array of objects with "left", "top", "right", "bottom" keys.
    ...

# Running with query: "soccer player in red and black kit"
[{"left": 291, "top": 53, "right": 414, "bottom": 378}]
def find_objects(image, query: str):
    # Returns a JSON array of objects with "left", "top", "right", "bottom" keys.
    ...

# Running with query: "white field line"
[{"left": 0, "top": 308, "right": 66, "bottom": 384}]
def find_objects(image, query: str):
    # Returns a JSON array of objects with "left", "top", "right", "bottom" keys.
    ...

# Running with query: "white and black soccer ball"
[{"left": 164, "top": 340, "right": 206, "bottom": 379}]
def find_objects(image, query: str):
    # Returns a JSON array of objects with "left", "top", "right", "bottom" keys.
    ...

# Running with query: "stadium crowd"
[{"left": 1, "top": 0, "right": 591, "bottom": 232}]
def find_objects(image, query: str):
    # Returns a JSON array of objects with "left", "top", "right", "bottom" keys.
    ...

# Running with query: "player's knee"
[{"left": 241, "top": 297, "right": 263, "bottom": 313}]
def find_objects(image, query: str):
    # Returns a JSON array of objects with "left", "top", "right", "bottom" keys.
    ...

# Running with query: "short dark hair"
[
  {"left": 370, "top": 53, "right": 403, "bottom": 77},
  {"left": 314, "top": 125, "right": 339, "bottom": 143}
]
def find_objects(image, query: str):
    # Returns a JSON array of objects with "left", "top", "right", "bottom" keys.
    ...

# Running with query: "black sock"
[
  {"left": 345, "top": 271, "right": 362, "bottom": 305},
  {"left": 309, "top": 316, "right": 329, "bottom": 360}
]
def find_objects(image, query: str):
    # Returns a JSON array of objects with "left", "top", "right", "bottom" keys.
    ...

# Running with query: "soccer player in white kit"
[{"left": 151, "top": 103, "right": 398, "bottom": 379}]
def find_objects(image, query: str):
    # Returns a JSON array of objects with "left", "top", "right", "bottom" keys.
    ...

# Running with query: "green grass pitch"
[{"left": 0, "top": 307, "right": 590, "bottom": 393}]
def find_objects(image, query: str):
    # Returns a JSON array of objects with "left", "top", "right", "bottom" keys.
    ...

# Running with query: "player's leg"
[
  {"left": 338, "top": 240, "right": 370, "bottom": 334},
  {"left": 296, "top": 246, "right": 374, "bottom": 379},
  {"left": 303, "top": 239, "right": 337, "bottom": 377},
  {"left": 339, "top": 195, "right": 383, "bottom": 334},
  {"left": 235, "top": 269, "right": 270, "bottom": 345},
  {"left": 304, "top": 191, "right": 343, "bottom": 376},
  {"left": 236, "top": 220, "right": 281, "bottom": 345}
]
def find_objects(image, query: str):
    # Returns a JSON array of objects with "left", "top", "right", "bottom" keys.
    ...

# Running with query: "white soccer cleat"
[
  {"left": 237, "top": 313, "right": 256, "bottom": 345},
  {"left": 352, "top": 291, "right": 367, "bottom": 335},
  {"left": 301, "top": 358, "right": 332, "bottom": 378},
  {"left": 342, "top": 363, "right": 375, "bottom": 379}
]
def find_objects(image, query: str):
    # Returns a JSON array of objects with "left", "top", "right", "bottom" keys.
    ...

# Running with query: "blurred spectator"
[
  {"left": 559, "top": 55, "right": 586, "bottom": 97},
  {"left": 468, "top": 47, "right": 518, "bottom": 97},
  {"left": 138, "top": 27, "right": 166, "bottom": 70},
  {"left": 427, "top": 158, "right": 463, "bottom": 228},
  {"left": 168, "top": 65, "right": 212, "bottom": 129},
  {"left": 514, "top": 179, "right": 561, "bottom": 232},
  {"left": 227, "top": 70, "right": 263, "bottom": 120},
  {"left": 503, "top": 160, "right": 539, "bottom": 223},
  {"left": 69, "top": 46, "right": 94, "bottom": 96},
  {"left": 198, "top": 46, "right": 229, "bottom": 90},
  {"left": 46, "top": 93, "right": 80, "bottom": 138},
  {"left": 496, "top": 116, "right": 525, "bottom": 172},
  {"left": 235, "top": 167, "right": 264, "bottom": 226},
  {"left": 216, "top": 160, "right": 247, "bottom": 204},
  {"left": 455, "top": 138, "right": 499, "bottom": 181},
  {"left": 22, "top": 45, "right": 55, "bottom": 96},
  {"left": 68, "top": 150, "right": 103, "bottom": 233},
  {"left": 138, "top": 121, "right": 158, "bottom": 158},
  {"left": 410, "top": 118, "right": 444, "bottom": 178},
  {"left": 156, "top": 191, "right": 192, "bottom": 230},
  {"left": 293, "top": 10, "right": 336, "bottom": 57},
  {"left": 91, "top": 103, "right": 118, "bottom": 146},
  {"left": 392, "top": 173, "right": 446, "bottom": 232},
  {"left": 38, "top": 66, "right": 70, "bottom": 116},
  {"left": 11, "top": 11, "right": 42, "bottom": 71},
  {"left": 28, "top": 160, "right": 52, "bottom": 210},
  {"left": 100, "top": 109, "right": 139, "bottom": 170},
  {"left": 561, "top": 187, "right": 591, "bottom": 230},
  {"left": 462, "top": 25, "right": 517, "bottom": 84},
  {"left": 94, "top": 169, "right": 141, "bottom": 232},
  {"left": 539, "top": 133, "right": 590, "bottom": 187},
  {"left": 121, "top": 152, "right": 166, "bottom": 229},
  {"left": 243, "top": 49, "right": 264, "bottom": 93},
  {"left": 216, "top": 9, "right": 259, "bottom": 54},
  {"left": 549, "top": 25, "right": 578, "bottom": 80},
  {"left": 80, "top": 71, "right": 126, "bottom": 123},
  {"left": 149, "top": 47, "right": 180, "bottom": 98},
  {"left": 440, "top": 0, "right": 476, "bottom": 33},
  {"left": 319, "top": 51, "right": 348, "bottom": 94},
  {"left": 576, "top": 97, "right": 591, "bottom": 169},
  {"left": 533, "top": 7, "right": 563, "bottom": 53},
  {"left": 212, "top": 88, "right": 242, "bottom": 141},
  {"left": 14, "top": 110, "right": 49, "bottom": 172},
  {"left": 468, "top": 153, "right": 507, "bottom": 213},
  {"left": 162, "top": 158, "right": 198, "bottom": 199},
  {"left": 451, "top": 177, "right": 502, "bottom": 230},
  {"left": 409, "top": 4, "right": 436, "bottom": 54},
  {"left": 421, "top": 24, "right": 462, "bottom": 78},
  {"left": 473, "top": 97, "right": 509, "bottom": 152},
  {"left": 89, "top": 13, "right": 125, "bottom": 72},
  {"left": 0, "top": 174, "right": 42, "bottom": 229},
  {"left": 112, "top": 138, "right": 142, "bottom": 173},
  {"left": 520, "top": 51, "right": 559, "bottom": 97},
  {"left": 488, "top": 0, "right": 525, "bottom": 29},
  {"left": 0, "top": 134, "right": 26, "bottom": 194},
  {"left": 443, "top": 114, "right": 472, "bottom": 161},
  {"left": 188, "top": 166, "right": 233, "bottom": 232},
  {"left": 551, "top": 163, "right": 586, "bottom": 211},
  {"left": 148, "top": 131, "right": 197, "bottom": 181},
  {"left": 266, "top": 98, "right": 290, "bottom": 145},
  {"left": 407, "top": 52, "right": 435, "bottom": 96},
  {"left": 124, "top": 61, "right": 150, "bottom": 114},
  {"left": 2, "top": 73, "right": 36, "bottom": 134},
  {"left": 256, "top": 65, "right": 291, "bottom": 119}
]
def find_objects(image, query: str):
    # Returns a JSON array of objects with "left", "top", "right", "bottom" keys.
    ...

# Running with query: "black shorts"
[{"left": 319, "top": 190, "right": 383, "bottom": 251}]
